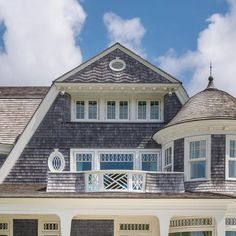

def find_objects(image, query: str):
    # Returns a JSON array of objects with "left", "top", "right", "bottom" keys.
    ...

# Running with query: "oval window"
[
  {"left": 48, "top": 149, "right": 65, "bottom": 172},
  {"left": 109, "top": 58, "right": 126, "bottom": 71}
]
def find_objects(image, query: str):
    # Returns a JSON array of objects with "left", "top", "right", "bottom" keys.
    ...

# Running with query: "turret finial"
[{"left": 206, "top": 62, "right": 215, "bottom": 89}]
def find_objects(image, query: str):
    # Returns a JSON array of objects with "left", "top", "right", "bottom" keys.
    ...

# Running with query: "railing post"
[
  {"left": 128, "top": 172, "right": 132, "bottom": 191},
  {"left": 99, "top": 172, "right": 104, "bottom": 191}
]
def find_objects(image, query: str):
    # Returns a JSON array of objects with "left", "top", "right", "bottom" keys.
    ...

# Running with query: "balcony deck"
[{"left": 46, "top": 170, "right": 185, "bottom": 193}]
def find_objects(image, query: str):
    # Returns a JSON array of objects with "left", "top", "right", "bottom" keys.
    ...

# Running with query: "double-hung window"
[
  {"left": 76, "top": 101, "right": 98, "bottom": 120},
  {"left": 185, "top": 136, "right": 210, "bottom": 180},
  {"left": 163, "top": 144, "right": 173, "bottom": 172},
  {"left": 137, "top": 100, "right": 160, "bottom": 120},
  {"left": 106, "top": 101, "right": 129, "bottom": 120},
  {"left": 226, "top": 136, "right": 236, "bottom": 179}
]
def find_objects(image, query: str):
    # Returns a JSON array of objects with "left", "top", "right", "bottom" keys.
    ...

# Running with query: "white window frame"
[
  {"left": 162, "top": 142, "right": 174, "bottom": 172},
  {"left": 99, "top": 151, "right": 136, "bottom": 170},
  {"left": 226, "top": 135, "right": 236, "bottom": 180},
  {"left": 70, "top": 150, "right": 95, "bottom": 172},
  {"left": 106, "top": 100, "right": 129, "bottom": 121},
  {"left": 184, "top": 135, "right": 211, "bottom": 181},
  {"left": 70, "top": 149, "right": 161, "bottom": 171},
  {"left": 136, "top": 100, "right": 161, "bottom": 121},
  {"left": 139, "top": 151, "right": 162, "bottom": 172},
  {"left": 74, "top": 100, "right": 99, "bottom": 121}
]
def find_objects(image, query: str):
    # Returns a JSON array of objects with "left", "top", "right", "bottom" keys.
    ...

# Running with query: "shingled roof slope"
[
  {"left": 167, "top": 78, "right": 236, "bottom": 127},
  {"left": 0, "top": 87, "right": 49, "bottom": 145},
  {"left": 63, "top": 48, "right": 174, "bottom": 84}
]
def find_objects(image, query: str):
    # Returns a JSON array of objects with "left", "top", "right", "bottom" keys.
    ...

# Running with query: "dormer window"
[
  {"left": 137, "top": 100, "right": 160, "bottom": 120},
  {"left": 106, "top": 100, "right": 129, "bottom": 120},
  {"left": 185, "top": 136, "right": 210, "bottom": 181},
  {"left": 75, "top": 100, "right": 98, "bottom": 120}
]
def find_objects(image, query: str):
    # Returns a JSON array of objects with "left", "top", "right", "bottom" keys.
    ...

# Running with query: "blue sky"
[
  {"left": 79, "top": 0, "right": 228, "bottom": 61},
  {"left": 0, "top": 0, "right": 235, "bottom": 96}
]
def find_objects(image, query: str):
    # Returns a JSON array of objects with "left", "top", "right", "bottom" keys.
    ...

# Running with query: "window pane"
[
  {"left": 88, "top": 101, "right": 97, "bottom": 119},
  {"left": 229, "top": 160, "right": 236, "bottom": 178},
  {"left": 100, "top": 153, "right": 133, "bottom": 170},
  {"left": 190, "top": 140, "right": 206, "bottom": 159},
  {"left": 230, "top": 140, "right": 236, "bottom": 157},
  {"left": 226, "top": 232, "right": 236, "bottom": 236},
  {"left": 190, "top": 161, "right": 206, "bottom": 179},
  {"left": 164, "top": 147, "right": 172, "bottom": 172},
  {"left": 76, "top": 153, "right": 92, "bottom": 171},
  {"left": 138, "top": 101, "right": 146, "bottom": 119},
  {"left": 76, "top": 101, "right": 85, "bottom": 119},
  {"left": 107, "top": 101, "right": 116, "bottom": 119},
  {"left": 119, "top": 101, "right": 128, "bottom": 119},
  {"left": 142, "top": 154, "right": 159, "bottom": 171},
  {"left": 150, "top": 101, "right": 160, "bottom": 119}
]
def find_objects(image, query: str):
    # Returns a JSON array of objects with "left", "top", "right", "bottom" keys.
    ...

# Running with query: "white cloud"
[
  {"left": 103, "top": 12, "right": 146, "bottom": 56},
  {"left": 0, "top": 0, "right": 86, "bottom": 85},
  {"left": 157, "top": 0, "right": 236, "bottom": 96}
]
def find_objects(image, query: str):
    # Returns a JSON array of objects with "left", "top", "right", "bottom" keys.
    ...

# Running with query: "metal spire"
[{"left": 206, "top": 62, "right": 215, "bottom": 89}]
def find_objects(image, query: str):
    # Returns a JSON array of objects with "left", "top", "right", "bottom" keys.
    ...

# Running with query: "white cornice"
[
  {"left": 153, "top": 119, "right": 236, "bottom": 145},
  {"left": 0, "top": 85, "right": 59, "bottom": 184}
]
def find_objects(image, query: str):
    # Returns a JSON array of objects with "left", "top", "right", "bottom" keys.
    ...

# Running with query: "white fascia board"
[
  {"left": 55, "top": 43, "right": 180, "bottom": 84},
  {"left": 0, "top": 85, "right": 59, "bottom": 184}
]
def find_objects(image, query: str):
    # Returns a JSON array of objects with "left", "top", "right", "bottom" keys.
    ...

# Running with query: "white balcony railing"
[{"left": 85, "top": 170, "right": 146, "bottom": 192}]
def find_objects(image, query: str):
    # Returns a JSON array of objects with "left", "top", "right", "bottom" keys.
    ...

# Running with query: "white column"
[
  {"left": 215, "top": 214, "right": 226, "bottom": 236},
  {"left": 59, "top": 213, "right": 73, "bottom": 236},
  {"left": 157, "top": 214, "right": 171, "bottom": 236}
]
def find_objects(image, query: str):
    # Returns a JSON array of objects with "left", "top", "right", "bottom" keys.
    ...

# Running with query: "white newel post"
[
  {"left": 215, "top": 214, "right": 226, "bottom": 236},
  {"left": 59, "top": 213, "right": 73, "bottom": 236},
  {"left": 158, "top": 214, "right": 171, "bottom": 236}
]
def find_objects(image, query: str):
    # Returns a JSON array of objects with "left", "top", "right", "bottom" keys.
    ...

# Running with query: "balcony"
[{"left": 46, "top": 170, "right": 185, "bottom": 193}]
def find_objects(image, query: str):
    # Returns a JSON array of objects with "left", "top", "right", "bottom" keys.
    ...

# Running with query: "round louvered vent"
[
  {"left": 109, "top": 58, "right": 126, "bottom": 71},
  {"left": 48, "top": 149, "right": 65, "bottom": 172}
]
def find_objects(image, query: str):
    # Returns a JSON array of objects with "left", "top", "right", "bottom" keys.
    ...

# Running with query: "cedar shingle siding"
[
  {"left": 63, "top": 48, "right": 171, "bottom": 84},
  {"left": 4, "top": 93, "right": 182, "bottom": 184}
]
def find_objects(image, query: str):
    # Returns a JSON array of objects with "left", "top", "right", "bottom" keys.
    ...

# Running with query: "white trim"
[
  {"left": 48, "top": 149, "right": 65, "bottom": 172},
  {"left": 0, "top": 85, "right": 59, "bottom": 184},
  {"left": 70, "top": 150, "right": 95, "bottom": 172},
  {"left": 70, "top": 148, "right": 161, "bottom": 172},
  {"left": 136, "top": 100, "right": 162, "bottom": 121},
  {"left": 74, "top": 100, "right": 99, "bottom": 121},
  {"left": 153, "top": 119, "right": 236, "bottom": 145},
  {"left": 109, "top": 58, "right": 126, "bottom": 71},
  {"left": 184, "top": 135, "right": 211, "bottom": 181},
  {"left": 162, "top": 142, "right": 174, "bottom": 172},
  {"left": 225, "top": 135, "right": 236, "bottom": 180}
]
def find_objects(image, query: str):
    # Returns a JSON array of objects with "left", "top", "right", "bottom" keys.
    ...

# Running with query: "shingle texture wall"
[
  {"left": 185, "top": 134, "right": 236, "bottom": 194},
  {"left": 146, "top": 173, "right": 184, "bottom": 193},
  {"left": 164, "top": 93, "right": 182, "bottom": 123},
  {"left": 174, "top": 138, "right": 184, "bottom": 172},
  {"left": 13, "top": 219, "right": 38, "bottom": 236},
  {"left": 0, "top": 153, "right": 7, "bottom": 168},
  {"left": 64, "top": 48, "right": 171, "bottom": 83},
  {"left": 71, "top": 220, "right": 114, "bottom": 236},
  {"left": 5, "top": 93, "right": 168, "bottom": 184}
]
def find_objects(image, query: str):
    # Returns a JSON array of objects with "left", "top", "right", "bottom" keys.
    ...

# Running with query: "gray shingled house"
[{"left": 0, "top": 43, "right": 236, "bottom": 236}]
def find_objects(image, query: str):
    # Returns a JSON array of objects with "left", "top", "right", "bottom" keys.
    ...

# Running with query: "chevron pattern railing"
[{"left": 85, "top": 170, "right": 146, "bottom": 192}]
